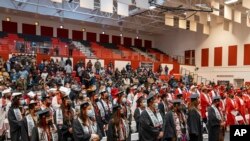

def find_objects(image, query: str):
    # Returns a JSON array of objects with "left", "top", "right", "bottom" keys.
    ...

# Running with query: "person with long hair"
[
  {"left": 8, "top": 92, "right": 24, "bottom": 141},
  {"left": 72, "top": 101, "right": 102, "bottom": 141},
  {"left": 31, "top": 109, "right": 58, "bottom": 141},
  {"left": 133, "top": 94, "right": 146, "bottom": 132},
  {"left": 107, "top": 104, "right": 130, "bottom": 141},
  {"left": 22, "top": 100, "right": 39, "bottom": 141},
  {"left": 164, "top": 99, "right": 189, "bottom": 141},
  {"left": 187, "top": 94, "right": 203, "bottom": 141},
  {"left": 55, "top": 94, "right": 74, "bottom": 141}
]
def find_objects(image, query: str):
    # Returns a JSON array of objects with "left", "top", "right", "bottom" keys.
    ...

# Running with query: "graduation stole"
[
  {"left": 38, "top": 128, "right": 49, "bottom": 141},
  {"left": 96, "top": 101, "right": 105, "bottom": 118},
  {"left": 78, "top": 117, "right": 97, "bottom": 135},
  {"left": 146, "top": 107, "right": 163, "bottom": 127},
  {"left": 211, "top": 105, "right": 222, "bottom": 120},
  {"left": 56, "top": 108, "right": 63, "bottom": 125},
  {"left": 13, "top": 108, "right": 22, "bottom": 121},
  {"left": 101, "top": 99, "right": 110, "bottom": 113},
  {"left": 122, "top": 119, "right": 129, "bottom": 138},
  {"left": 26, "top": 114, "right": 35, "bottom": 136}
]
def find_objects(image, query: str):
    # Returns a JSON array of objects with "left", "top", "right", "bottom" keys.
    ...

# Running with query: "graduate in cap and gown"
[
  {"left": 72, "top": 101, "right": 102, "bottom": 141},
  {"left": 133, "top": 93, "right": 146, "bottom": 133},
  {"left": 164, "top": 99, "right": 189, "bottom": 141},
  {"left": 55, "top": 91, "right": 74, "bottom": 141},
  {"left": 139, "top": 91, "right": 164, "bottom": 141},
  {"left": 8, "top": 92, "right": 24, "bottom": 141},
  {"left": 187, "top": 94, "right": 203, "bottom": 141},
  {"left": 207, "top": 96, "right": 225, "bottom": 141},
  {"left": 31, "top": 109, "right": 58, "bottom": 141},
  {"left": 107, "top": 104, "right": 130, "bottom": 141},
  {"left": 22, "top": 100, "right": 39, "bottom": 141}
]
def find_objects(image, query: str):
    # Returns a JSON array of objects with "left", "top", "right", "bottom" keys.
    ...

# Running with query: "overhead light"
[
  {"left": 224, "top": 0, "right": 238, "bottom": 4},
  {"left": 120, "top": 33, "right": 123, "bottom": 37},
  {"left": 136, "top": 36, "right": 139, "bottom": 39},
  {"left": 149, "top": 5, "right": 156, "bottom": 10},
  {"left": 102, "top": 31, "right": 105, "bottom": 34},
  {"left": 60, "top": 25, "right": 64, "bottom": 29},
  {"left": 6, "top": 17, "right": 10, "bottom": 21},
  {"left": 35, "top": 21, "right": 39, "bottom": 26},
  {"left": 82, "top": 28, "right": 86, "bottom": 32},
  {"left": 184, "top": 12, "right": 187, "bottom": 15}
]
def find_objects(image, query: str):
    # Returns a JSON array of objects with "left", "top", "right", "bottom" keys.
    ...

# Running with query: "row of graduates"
[{"left": 3, "top": 84, "right": 231, "bottom": 141}]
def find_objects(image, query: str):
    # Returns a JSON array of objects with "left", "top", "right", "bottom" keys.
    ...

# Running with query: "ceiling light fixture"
[
  {"left": 102, "top": 31, "right": 105, "bottom": 34},
  {"left": 60, "top": 25, "right": 64, "bottom": 29},
  {"left": 224, "top": 0, "right": 238, "bottom": 4},
  {"left": 6, "top": 17, "right": 10, "bottom": 21},
  {"left": 120, "top": 33, "right": 123, "bottom": 37},
  {"left": 82, "top": 28, "right": 86, "bottom": 32},
  {"left": 35, "top": 21, "right": 39, "bottom": 26}
]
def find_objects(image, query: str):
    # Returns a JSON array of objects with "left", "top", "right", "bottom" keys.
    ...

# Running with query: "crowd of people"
[{"left": 0, "top": 53, "right": 250, "bottom": 141}]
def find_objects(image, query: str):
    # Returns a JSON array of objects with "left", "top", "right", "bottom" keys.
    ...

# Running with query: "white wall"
[
  {"left": 114, "top": 60, "right": 131, "bottom": 71},
  {"left": 155, "top": 20, "right": 250, "bottom": 83},
  {"left": 160, "top": 63, "right": 173, "bottom": 75},
  {"left": 0, "top": 13, "right": 155, "bottom": 47}
]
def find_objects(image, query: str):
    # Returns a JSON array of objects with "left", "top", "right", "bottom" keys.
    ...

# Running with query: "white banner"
[
  {"left": 100, "top": 0, "right": 113, "bottom": 13},
  {"left": 51, "top": 0, "right": 62, "bottom": 3},
  {"left": 117, "top": 2, "right": 129, "bottom": 16},
  {"left": 117, "top": 0, "right": 132, "bottom": 5},
  {"left": 80, "top": 0, "right": 94, "bottom": 10},
  {"left": 136, "top": 0, "right": 149, "bottom": 9}
]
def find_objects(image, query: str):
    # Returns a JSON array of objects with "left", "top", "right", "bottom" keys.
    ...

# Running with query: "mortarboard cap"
[
  {"left": 190, "top": 93, "right": 199, "bottom": 99},
  {"left": 36, "top": 109, "right": 50, "bottom": 118},
  {"left": 80, "top": 101, "right": 89, "bottom": 109},
  {"left": 12, "top": 92, "right": 22, "bottom": 97}
]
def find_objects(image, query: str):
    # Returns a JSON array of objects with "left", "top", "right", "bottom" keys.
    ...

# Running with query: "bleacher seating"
[{"left": 18, "top": 34, "right": 51, "bottom": 42}]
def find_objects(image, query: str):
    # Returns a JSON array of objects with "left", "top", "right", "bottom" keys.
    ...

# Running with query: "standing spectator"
[
  {"left": 126, "top": 63, "right": 131, "bottom": 72},
  {"left": 87, "top": 60, "right": 93, "bottom": 71},
  {"left": 94, "top": 59, "right": 101, "bottom": 74},
  {"left": 65, "top": 57, "right": 72, "bottom": 66},
  {"left": 54, "top": 46, "right": 59, "bottom": 56},
  {"left": 65, "top": 64, "right": 73, "bottom": 75},
  {"left": 164, "top": 65, "right": 169, "bottom": 75}
]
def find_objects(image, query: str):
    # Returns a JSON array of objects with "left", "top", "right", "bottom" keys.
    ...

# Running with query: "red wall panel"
[
  {"left": 228, "top": 45, "right": 237, "bottom": 66},
  {"left": 41, "top": 26, "right": 53, "bottom": 37},
  {"left": 86, "top": 32, "right": 97, "bottom": 42},
  {"left": 22, "top": 23, "right": 36, "bottom": 35},
  {"left": 112, "top": 35, "right": 121, "bottom": 45},
  {"left": 201, "top": 48, "right": 209, "bottom": 67},
  {"left": 2, "top": 21, "right": 17, "bottom": 33},
  {"left": 100, "top": 34, "right": 109, "bottom": 43},
  {"left": 185, "top": 50, "right": 191, "bottom": 65},
  {"left": 72, "top": 30, "right": 83, "bottom": 41},
  {"left": 124, "top": 37, "right": 132, "bottom": 47},
  {"left": 244, "top": 44, "right": 250, "bottom": 65},
  {"left": 214, "top": 47, "right": 222, "bottom": 66},
  {"left": 134, "top": 39, "right": 142, "bottom": 47},
  {"left": 144, "top": 40, "right": 152, "bottom": 48},
  {"left": 57, "top": 28, "right": 69, "bottom": 39}
]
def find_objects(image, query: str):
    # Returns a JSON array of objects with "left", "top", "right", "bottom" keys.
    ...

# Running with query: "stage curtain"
[
  {"left": 123, "top": 37, "right": 132, "bottom": 47},
  {"left": 134, "top": 39, "right": 142, "bottom": 47},
  {"left": 112, "top": 35, "right": 121, "bottom": 45},
  {"left": 100, "top": 34, "right": 109, "bottom": 43},
  {"left": 144, "top": 40, "right": 152, "bottom": 48}
]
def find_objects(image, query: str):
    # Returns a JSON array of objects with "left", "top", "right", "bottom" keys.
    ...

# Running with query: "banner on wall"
[{"left": 217, "top": 80, "right": 230, "bottom": 86}]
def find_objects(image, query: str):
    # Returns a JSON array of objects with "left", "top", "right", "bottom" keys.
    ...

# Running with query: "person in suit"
[
  {"left": 164, "top": 99, "right": 188, "bottom": 141},
  {"left": 187, "top": 93, "right": 203, "bottom": 141},
  {"left": 207, "top": 96, "right": 225, "bottom": 141}
]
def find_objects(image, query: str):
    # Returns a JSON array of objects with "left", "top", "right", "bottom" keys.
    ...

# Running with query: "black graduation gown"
[
  {"left": 21, "top": 116, "right": 34, "bottom": 141},
  {"left": 8, "top": 107, "right": 24, "bottom": 141},
  {"left": 139, "top": 110, "right": 162, "bottom": 141},
  {"left": 207, "top": 107, "right": 221, "bottom": 141},
  {"left": 187, "top": 108, "right": 203, "bottom": 141},
  {"left": 133, "top": 108, "right": 141, "bottom": 132},
  {"left": 30, "top": 126, "right": 58, "bottom": 141},
  {"left": 107, "top": 119, "right": 130, "bottom": 141},
  {"left": 72, "top": 118, "right": 102, "bottom": 141},
  {"left": 164, "top": 111, "right": 177, "bottom": 140},
  {"left": 93, "top": 104, "right": 105, "bottom": 136}
]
